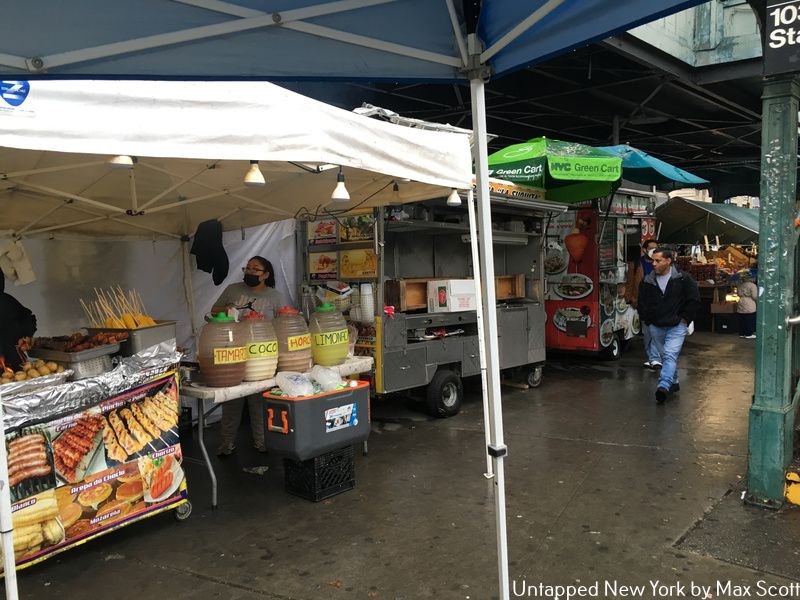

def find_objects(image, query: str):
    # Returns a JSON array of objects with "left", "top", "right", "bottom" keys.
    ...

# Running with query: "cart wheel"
[
  {"left": 602, "top": 335, "right": 622, "bottom": 361},
  {"left": 426, "top": 369, "right": 463, "bottom": 418},
  {"left": 174, "top": 501, "right": 192, "bottom": 521},
  {"left": 526, "top": 367, "right": 544, "bottom": 388}
]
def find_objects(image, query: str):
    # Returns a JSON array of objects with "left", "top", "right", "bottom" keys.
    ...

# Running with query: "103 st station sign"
[{"left": 766, "top": 0, "right": 800, "bottom": 75}]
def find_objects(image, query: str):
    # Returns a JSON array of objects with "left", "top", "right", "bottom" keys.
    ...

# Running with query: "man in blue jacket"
[{"left": 637, "top": 248, "right": 700, "bottom": 404}]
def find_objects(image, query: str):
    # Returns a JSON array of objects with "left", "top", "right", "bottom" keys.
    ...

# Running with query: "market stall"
[
  {"left": 657, "top": 197, "right": 759, "bottom": 332},
  {"left": 0, "top": 79, "right": 472, "bottom": 585}
]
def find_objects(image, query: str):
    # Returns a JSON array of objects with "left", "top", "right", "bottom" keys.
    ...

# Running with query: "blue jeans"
[
  {"left": 642, "top": 322, "right": 661, "bottom": 364},
  {"left": 648, "top": 323, "right": 688, "bottom": 389}
]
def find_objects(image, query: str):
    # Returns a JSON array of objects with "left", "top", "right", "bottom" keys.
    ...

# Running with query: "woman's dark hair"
[
  {"left": 642, "top": 239, "right": 658, "bottom": 249},
  {"left": 250, "top": 256, "right": 276, "bottom": 288}
]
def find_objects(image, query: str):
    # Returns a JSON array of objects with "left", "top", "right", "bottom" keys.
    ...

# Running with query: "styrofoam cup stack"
[{"left": 360, "top": 283, "right": 374, "bottom": 323}]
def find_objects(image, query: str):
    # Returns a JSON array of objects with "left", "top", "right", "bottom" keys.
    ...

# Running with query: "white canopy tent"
[
  {"left": 0, "top": 79, "right": 474, "bottom": 597},
  {"left": 0, "top": 80, "right": 470, "bottom": 238}
]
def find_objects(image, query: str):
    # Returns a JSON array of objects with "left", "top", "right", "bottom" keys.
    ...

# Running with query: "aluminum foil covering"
[{"left": 0, "top": 341, "right": 182, "bottom": 432}]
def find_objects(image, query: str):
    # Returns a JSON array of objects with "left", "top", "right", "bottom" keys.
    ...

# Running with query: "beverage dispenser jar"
[
  {"left": 242, "top": 312, "right": 279, "bottom": 381},
  {"left": 197, "top": 313, "right": 247, "bottom": 387},
  {"left": 309, "top": 304, "right": 349, "bottom": 366},
  {"left": 274, "top": 307, "right": 313, "bottom": 373}
]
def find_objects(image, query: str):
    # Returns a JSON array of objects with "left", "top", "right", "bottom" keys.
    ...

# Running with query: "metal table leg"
[{"left": 196, "top": 398, "right": 218, "bottom": 509}]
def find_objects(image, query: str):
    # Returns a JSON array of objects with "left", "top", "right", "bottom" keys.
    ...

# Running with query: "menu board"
[
  {"left": 339, "top": 248, "right": 377, "bottom": 279},
  {"left": 309, "top": 251, "right": 338, "bottom": 281},
  {"left": 598, "top": 221, "right": 616, "bottom": 270},
  {"left": 308, "top": 219, "right": 338, "bottom": 246},
  {"left": 338, "top": 214, "right": 375, "bottom": 243},
  {"left": 4, "top": 371, "right": 187, "bottom": 572}
]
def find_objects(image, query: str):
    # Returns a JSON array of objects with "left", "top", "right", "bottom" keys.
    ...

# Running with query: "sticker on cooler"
[
  {"left": 287, "top": 333, "right": 312, "bottom": 352},
  {"left": 325, "top": 403, "right": 357, "bottom": 432},
  {"left": 213, "top": 346, "right": 247, "bottom": 365},
  {"left": 312, "top": 329, "right": 349, "bottom": 346},
  {"left": 246, "top": 340, "right": 278, "bottom": 358}
]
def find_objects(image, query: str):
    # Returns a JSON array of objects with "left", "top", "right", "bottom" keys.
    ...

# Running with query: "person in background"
[
  {"left": 736, "top": 272, "right": 758, "bottom": 339},
  {"left": 625, "top": 239, "right": 662, "bottom": 369},
  {"left": 637, "top": 247, "right": 700, "bottom": 405},
  {"left": 211, "top": 256, "right": 285, "bottom": 319},
  {"left": 0, "top": 272, "right": 37, "bottom": 371},
  {"left": 211, "top": 256, "right": 287, "bottom": 455}
]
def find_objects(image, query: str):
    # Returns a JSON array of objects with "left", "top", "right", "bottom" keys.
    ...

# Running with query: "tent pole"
[
  {"left": 0, "top": 392, "right": 20, "bottom": 600},
  {"left": 466, "top": 189, "right": 494, "bottom": 479},
  {"left": 469, "top": 35, "right": 510, "bottom": 600}
]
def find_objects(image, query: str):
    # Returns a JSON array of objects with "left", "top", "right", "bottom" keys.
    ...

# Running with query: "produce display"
[
  {"left": 1, "top": 359, "right": 65, "bottom": 386},
  {"left": 81, "top": 286, "right": 157, "bottom": 329}
]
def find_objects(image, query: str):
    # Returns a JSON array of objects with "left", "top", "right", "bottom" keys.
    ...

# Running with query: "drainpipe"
[{"left": 746, "top": 75, "right": 800, "bottom": 507}]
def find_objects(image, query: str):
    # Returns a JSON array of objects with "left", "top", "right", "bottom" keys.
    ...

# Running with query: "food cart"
[
  {"left": 0, "top": 331, "right": 187, "bottom": 574},
  {"left": 300, "top": 180, "right": 567, "bottom": 417},
  {"left": 544, "top": 189, "right": 656, "bottom": 359}
]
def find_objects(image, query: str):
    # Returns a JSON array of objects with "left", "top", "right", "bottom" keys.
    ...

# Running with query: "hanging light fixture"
[
  {"left": 390, "top": 181, "right": 402, "bottom": 206},
  {"left": 243, "top": 160, "right": 266, "bottom": 187},
  {"left": 108, "top": 155, "right": 134, "bottom": 169},
  {"left": 446, "top": 188, "right": 462, "bottom": 207},
  {"left": 331, "top": 166, "right": 350, "bottom": 202}
]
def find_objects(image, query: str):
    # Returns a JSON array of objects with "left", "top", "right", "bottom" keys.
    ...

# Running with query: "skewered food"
[
  {"left": 101, "top": 416, "right": 128, "bottom": 463},
  {"left": 119, "top": 408, "right": 152, "bottom": 447},
  {"left": 52, "top": 415, "right": 103, "bottom": 483},
  {"left": 108, "top": 411, "right": 142, "bottom": 455}
]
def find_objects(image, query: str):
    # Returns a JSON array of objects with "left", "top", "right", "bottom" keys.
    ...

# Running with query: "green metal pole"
[{"left": 747, "top": 75, "right": 800, "bottom": 507}]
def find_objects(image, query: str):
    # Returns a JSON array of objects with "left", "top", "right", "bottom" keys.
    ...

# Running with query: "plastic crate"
[{"left": 283, "top": 445, "right": 355, "bottom": 502}]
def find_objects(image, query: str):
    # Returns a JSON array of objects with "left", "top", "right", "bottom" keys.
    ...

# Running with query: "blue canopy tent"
[
  {"left": 599, "top": 144, "right": 709, "bottom": 186},
  {"left": 0, "top": 3, "right": 707, "bottom": 598}
]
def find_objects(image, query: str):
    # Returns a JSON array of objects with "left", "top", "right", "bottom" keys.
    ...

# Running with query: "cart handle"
[{"left": 267, "top": 408, "right": 289, "bottom": 434}]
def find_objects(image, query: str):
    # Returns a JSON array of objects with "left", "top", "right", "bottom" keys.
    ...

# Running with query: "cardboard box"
[{"left": 427, "top": 279, "right": 477, "bottom": 313}]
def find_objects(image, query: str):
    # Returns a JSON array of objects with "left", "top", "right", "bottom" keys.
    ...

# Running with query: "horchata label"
[
  {"left": 247, "top": 340, "right": 278, "bottom": 358},
  {"left": 213, "top": 346, "right": 247, "bottom": 364},
  {"left": 287, "top": 333, "right": 312, "bottom": 351},
  {"left": 313, "top": 329, "right": 349, "bottom": 346}
]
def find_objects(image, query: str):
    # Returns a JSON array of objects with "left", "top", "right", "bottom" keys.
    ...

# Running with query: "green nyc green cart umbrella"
[{"left": 487, "top": 137, "right": 622, "bottom": 203}]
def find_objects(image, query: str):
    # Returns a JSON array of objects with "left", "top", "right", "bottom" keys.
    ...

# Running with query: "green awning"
[{"left": 656, "top": 197, "right": 759, "bottom": 244}]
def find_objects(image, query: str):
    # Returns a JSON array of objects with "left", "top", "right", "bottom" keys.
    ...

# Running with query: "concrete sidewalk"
[{"left": 18, "top": 332, "right": 800, "bottom": 599}]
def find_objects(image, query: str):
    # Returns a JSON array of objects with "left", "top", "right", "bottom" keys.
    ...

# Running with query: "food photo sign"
[
  {"left": 544, "top": 209, "right": 601, "bottom": 352},
  {"left": 2, "top": 371, "right": 187, "bottom": 572}
]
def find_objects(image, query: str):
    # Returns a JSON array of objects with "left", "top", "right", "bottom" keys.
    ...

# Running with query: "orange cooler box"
[{"left": 262, "top": 381, "right": 370, "bottom": 461}]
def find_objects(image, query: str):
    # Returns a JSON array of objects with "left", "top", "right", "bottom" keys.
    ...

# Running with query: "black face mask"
[{"left": 243, "top": 274, "right": 261, "bottom": 287}]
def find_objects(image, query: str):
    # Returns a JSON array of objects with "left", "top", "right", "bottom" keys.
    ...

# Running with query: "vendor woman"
[
  {"left": 211, "top": 256, "right": 287, "bottom": 455},
  {"left": 0, "top": 272, "right": 37, "bottom": 371}
]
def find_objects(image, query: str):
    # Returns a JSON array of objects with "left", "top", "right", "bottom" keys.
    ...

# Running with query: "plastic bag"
[
  {"left": 310, "top": 365, "right": 345, "bottom": 392},
  {"left": 275, "top": 371, "right": 315, "bottom": 397}
]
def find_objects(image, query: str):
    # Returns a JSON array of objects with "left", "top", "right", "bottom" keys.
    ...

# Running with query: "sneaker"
[
  {"left": 650, "top": 361, "right": 662, "bottom": 370},
  {"left": 643, "top": 361, "right": 652, "bottom": 368},
  {"left": 670, "top": 382, "right": 680, "bottom": 393},
  {"left": 655, "top": 387, "right": 669, "bottom": 404},
  {"left": 745, "top": 335, "right": 757, "bottom": 339},
  {"left": 216, "top": 443, "right": 235, "bottom": 456}
]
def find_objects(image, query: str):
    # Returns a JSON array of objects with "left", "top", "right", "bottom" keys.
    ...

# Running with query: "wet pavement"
[{"left": 17, "top": 332, "right": 800, "bottom": 599}]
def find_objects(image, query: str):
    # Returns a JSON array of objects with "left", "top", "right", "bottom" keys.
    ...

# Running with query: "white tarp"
[{"left": 0, "top": 80, "right": 472, "bottom": 239}]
